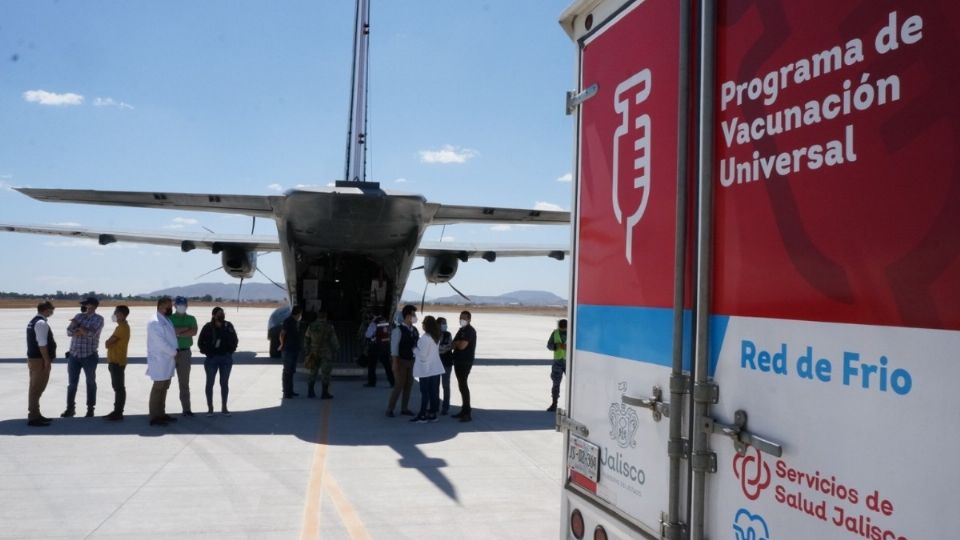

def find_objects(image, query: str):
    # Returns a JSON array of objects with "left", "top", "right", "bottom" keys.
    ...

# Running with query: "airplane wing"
[
  {"left": 417, "top": 241, "right": 568, "bottom": 261},
  {"left": 15, "top": 188, "right": 277, "bottom": 218},
  {"left": 429, "top": 204, "right": 570, "bottom": 225},
  {"left": 0, "top": 223, "right": 281, "bottom": 252}
]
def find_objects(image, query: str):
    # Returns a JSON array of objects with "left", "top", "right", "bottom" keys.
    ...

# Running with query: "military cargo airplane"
[{"left": 0, "top": 0, "right": 570, "bottom": 364}]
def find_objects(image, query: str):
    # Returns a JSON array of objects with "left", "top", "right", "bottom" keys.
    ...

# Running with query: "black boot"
[
  {"left": 547, "top": 398, "right": 558, "bottom": 412},
  {"left": 307, "top": 384, "right": 316, "bottom": 399},
  {"left": 320, "top": 384, "right": 333, "bottom": 400}
]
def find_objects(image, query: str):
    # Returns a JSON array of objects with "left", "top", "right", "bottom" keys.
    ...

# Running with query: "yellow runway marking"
[
  {"left": 325, "top": 474, "right": 373, "bottom": 540},
  {"left": 299, "top": 401, "right": 371, "bottom": 540},
  {"left": 300, "top": 402, "right": 331, "bottom": 540}
]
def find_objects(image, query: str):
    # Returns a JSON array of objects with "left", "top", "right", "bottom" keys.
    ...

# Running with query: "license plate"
[{"left": 568, "top": 435, "right": 601, "bottom": 484}]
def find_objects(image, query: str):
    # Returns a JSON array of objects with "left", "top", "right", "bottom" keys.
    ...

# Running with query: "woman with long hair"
[{"left": 412, "top": 315, "right": 445, "bottom": 423}]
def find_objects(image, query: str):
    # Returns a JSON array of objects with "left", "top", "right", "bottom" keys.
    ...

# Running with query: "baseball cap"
[
  {"left": 80, "top": 296, "right": 100, "bottom": 307},
  {"left": 174, "top": 296, "right": 188, "bottom": 306}
]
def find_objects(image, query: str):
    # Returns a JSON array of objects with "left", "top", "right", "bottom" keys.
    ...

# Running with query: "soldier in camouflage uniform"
[{"left": 303, "top": 311, "right": 339, "bottom": 399}]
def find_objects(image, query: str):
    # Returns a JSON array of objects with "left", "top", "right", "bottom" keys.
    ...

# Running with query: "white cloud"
[
  {"left": 419, "top": 145, "right": 478, "bottom": 164},
  {"left": 23, "top": 89, "right": 84, "bottom": 106},
  {"left": 394, "top": 178, "right": 408, "bottom": 183},
  {"left": 557, "top": 172, "right": 573, "bottom": 183},
  {"left": 162, "top": 217, "right": 198, "bottom": 230},
  {"left": 93, "top": 97, "right": 134, "bottom": 110},
  {"left": 490, "top": 224, "right": 512, "bottom": 231},
  {"left": 51, "top": 222, "right": 82, "bottom": 227},
  {"left": 534, "top": 201, "right": 564, "bottom": 212},
  {"left": 267, "top": 183, "right": 284, "bottom": 192}
]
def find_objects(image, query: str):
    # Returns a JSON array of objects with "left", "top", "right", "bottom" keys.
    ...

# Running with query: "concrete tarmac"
[{"left": 0, "top": 306, "right": 565, "bottom": 539}]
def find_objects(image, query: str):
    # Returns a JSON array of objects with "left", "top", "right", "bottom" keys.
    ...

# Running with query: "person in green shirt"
[{"left": 168, "top": 296, "right": 198, "bottom": 416}]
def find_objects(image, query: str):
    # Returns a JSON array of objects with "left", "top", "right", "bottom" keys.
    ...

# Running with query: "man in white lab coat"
[{"left": 146, "top": 296, "right": 178, "bottom": 426}]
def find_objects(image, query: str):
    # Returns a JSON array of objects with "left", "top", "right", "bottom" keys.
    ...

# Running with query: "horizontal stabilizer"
[
  {"left": 430, "top": 204, "right": 569, "bottom": 225},
  {"left": 15, "top": 188, "right": 277, "bottom": 218},
  {"left": 417, "top": 240, "right": 568, "bottom": 261},
  {"left": 0, "top": 223, "right": 281, "bottom": 252}
]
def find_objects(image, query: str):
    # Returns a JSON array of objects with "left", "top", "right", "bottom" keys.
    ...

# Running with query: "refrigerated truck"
[{"left": 557, "top": 0, "right": 960, "bottom": 539}]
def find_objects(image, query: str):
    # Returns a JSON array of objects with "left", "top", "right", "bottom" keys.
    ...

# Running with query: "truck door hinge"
[
  {"left": 555, "top": 408, "right": 589, "bottom": 437},
  {"left": 566, "top": 83, "right": 598, "bottom": 115},
  {"left": 702, "top": 410, "right": 784, "bottom": 458},
  {"left": 622, "top": 385, "right": 670, "bottom": 422}
]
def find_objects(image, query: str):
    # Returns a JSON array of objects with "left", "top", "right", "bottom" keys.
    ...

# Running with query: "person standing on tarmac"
[
  {"left": 386, "top": 305, "right": 418, "bottom": 417},
  {"left": 411, "top": 315, "right": 444, "bottom": 423},
  {"left": 304, "top": 310, "right": 339, "bottom": 399},
  {"left": 26, "top": 301, "right": 56, "bottom": 427},
  {"left": 451, "top": 310, "right": 477, "bottom": 423},
  {"left": 62, "top": 296, "right": 104, "bottom": 418},
  {"left": 279, "top": 305, "right": 303, "bottom": 398},
  {"left": 546, "top": 319, "right": 568, "bottom": 412},
  {"left": 363, "top": 315, "right": 394, "bottom": 388},
  {"left": 168, "top": 296, "right": 198, "bottom": 417},
  {"left": 146, "top": 296, "right": 178, "bottom": 427},
  {"left": 103, "top": 305, "right": 131, "bottom": 421},
  {"left": 197, "top": 306, "right": 238, "bottom": 416},
  {"left": 437, "top": 317, "right": 454, "bottom": 415}
]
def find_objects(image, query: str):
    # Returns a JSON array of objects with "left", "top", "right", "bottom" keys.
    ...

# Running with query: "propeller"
[
  {"left": 195, "top": 265, "right": 223, "bottom": 279},
  {"left": 236, "top": 277, "right": 244, "bottom": 312},
  {"left": 257, "top": 267, "right": 287, "bottom": 290},
  {"left": 418, "top": 224, "right": 471, "bottom": 311}
]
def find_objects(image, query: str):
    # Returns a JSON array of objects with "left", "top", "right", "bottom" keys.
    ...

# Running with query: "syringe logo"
[{"left": 612, "top": 69, "right": 652, "bottom": 265}]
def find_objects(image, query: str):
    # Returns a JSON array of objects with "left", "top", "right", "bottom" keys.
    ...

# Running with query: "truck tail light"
[
  {"left": 570, "top": 508, "right": 585, "bottom": 539},
  {"left": 593, "top": 525, "right": 608, "bottom": 540}
]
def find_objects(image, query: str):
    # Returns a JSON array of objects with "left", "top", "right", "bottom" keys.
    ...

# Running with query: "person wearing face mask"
[
  {"left": 146, "top": 296, "right": 179, "bottom": 426},
  {"left": 411, "top": 315, "right": 445, "bottom": 423},
  {"left": 386, "top": 304, "right": 419, "bottom": 417},
  {"left": 436, "top": 317, "right": 454, "bottom": 415},
  {"left": 451, "top": 310, "right": 477, "bottom": 422},
  {"left": 103, "top": 305, "right": 131, "bottom": 421},
  {"left": 62, "top": 296, "right": 104, "bottom": 419},
  {"left": 168, "top": 296, "right": 198, "bottom": 417},
  {"left": 197, "top": 306, "right": 239, "bottom": 416},
  {"left": 26, "top": 301, "right": 57, "bottom": 427},
  {"left": 279, "top": 305, "right": 304, "bottom": 399},
  {"left": 546, "top": 319, "right": 568, "bottom": 412}
]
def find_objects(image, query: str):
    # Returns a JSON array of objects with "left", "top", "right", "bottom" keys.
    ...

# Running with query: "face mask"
[
  {"left": 175, "top": 305, "right": 187, "bottom": 314},
  {"left": 80, "top": 305, "right": 88, "bottom": 313},
  {"left": 460, "top": 319, "right": 468, "bottom": 327},
  {"left": 216, "top": 315, "right": 225, "bottom": 322},
  {"left": 411, "top": 315, "right": 418, "bottom": 325},
  {"left": 111, "top": 314, "right": 118, "bottom": 323},
  {"left": 440, "top": 324, "right": 447, "bottom": 332}
]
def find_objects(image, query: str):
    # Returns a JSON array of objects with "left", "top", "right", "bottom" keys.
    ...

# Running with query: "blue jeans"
[
  {"left": 417, "top": 374, "right": 441, "bottom": 417},
  {"left": 67, "top": 352, "right": 98, "bottom": 409},
  {"left": 440, "top": 363, "right": 453, "bottom": 413},
  {"left": 282, "top": 349, "right": 298, "bottom": 395},
  {"left": 204, "top": 355, "right": 233, "bottom": 410}
]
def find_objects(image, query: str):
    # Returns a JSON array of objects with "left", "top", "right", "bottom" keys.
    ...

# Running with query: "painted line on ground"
[{"left": 300, "top": 401, "right": 331, "bottom": 540}]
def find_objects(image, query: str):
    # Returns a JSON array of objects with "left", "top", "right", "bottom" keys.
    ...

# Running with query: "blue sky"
[{"left": 0, "top": 0, "right": 575, "bottom": 298}]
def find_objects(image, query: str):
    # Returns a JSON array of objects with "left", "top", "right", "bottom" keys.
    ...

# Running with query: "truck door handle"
[
  {"left": 702, "top": 410, "right": 783, "bottom": 457},
  {"left": 622, "top": 386, "right": 670, "bottom": 422}
]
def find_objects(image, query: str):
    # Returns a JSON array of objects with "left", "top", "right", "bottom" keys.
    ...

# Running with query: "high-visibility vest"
[{"left": 552, "top": 329, "right": 567, "bottom": 361}]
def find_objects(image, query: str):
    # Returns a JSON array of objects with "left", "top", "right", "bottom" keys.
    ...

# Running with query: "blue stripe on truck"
[{"left": 574, "top": 304, "right": 728, "bottom": 377}]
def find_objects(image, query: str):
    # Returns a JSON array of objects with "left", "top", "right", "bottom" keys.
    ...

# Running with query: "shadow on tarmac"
[{"left": 0, "top": 368, "right": 558, "bottom": 503}]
